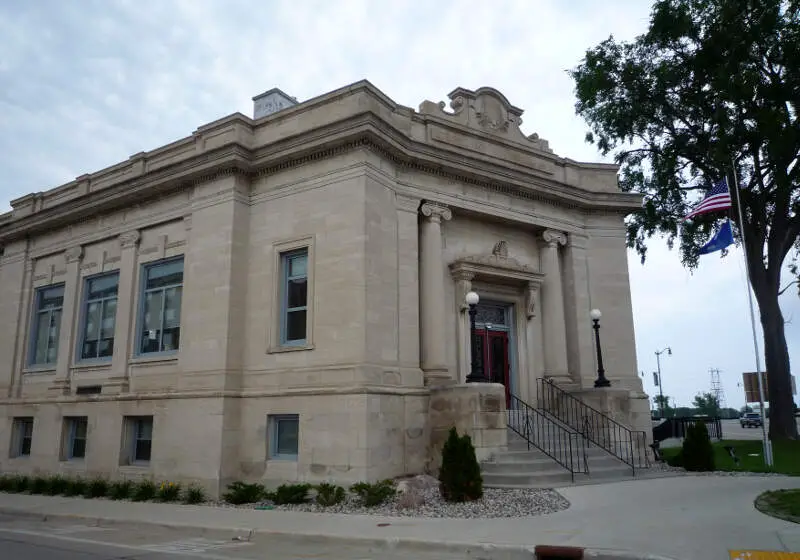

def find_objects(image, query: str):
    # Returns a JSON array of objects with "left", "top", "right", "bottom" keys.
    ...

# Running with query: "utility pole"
[
  {"left": 710, "top": 368, "right": 727, "bottom": 414},
  {"left": 655, "top": 347, "right": 672, "bottom": 419}
]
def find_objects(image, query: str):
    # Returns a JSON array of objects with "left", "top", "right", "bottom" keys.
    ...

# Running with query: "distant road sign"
[{"left": 742, "top": 372, "right": 797, "bottom": 403}]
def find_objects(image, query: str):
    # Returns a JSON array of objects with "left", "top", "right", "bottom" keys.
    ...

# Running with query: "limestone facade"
[{"left": 0, "top": 82, "right": 650, "bottom": 495}]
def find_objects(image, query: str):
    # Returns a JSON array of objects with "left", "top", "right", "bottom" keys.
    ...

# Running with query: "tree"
[
  {"left": 693, "top": 392, "right": 721, "bottom": 416},
  {"left": 741, "top": 405, "right": 754, "bottom": 414},
  {"left": 653, "top": 394, "right": 674, "bottom": 416},
  {"left": 571, "top": 0, "right": 800, "bottom": 439}
]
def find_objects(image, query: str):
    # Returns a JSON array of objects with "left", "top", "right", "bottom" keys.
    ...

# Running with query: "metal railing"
[
  {"left": 507, "top": 393, "right": 589, "bottom": 481},
  {"left": 536, "top": 378, "right": 650, "bottom": 475},
  {"left": 652, "top": 416, "right": 724, "bottom": 442}
]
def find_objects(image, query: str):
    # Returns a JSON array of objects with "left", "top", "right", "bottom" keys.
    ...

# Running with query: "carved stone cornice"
[
  {"left": 542, "top": 229, "right": 568, "bottom": 247},
  {"left": 449, "top": 241, "right": 544, "bottom": 293},
  {"left": 64, "top": 246, "right": 83, "bottom": 264},
  {"left": 119, "top": 230, "right": 141, "bottom": 249},
  {"left": 420, "top": 201, "right": 452, "bottom": 223}
]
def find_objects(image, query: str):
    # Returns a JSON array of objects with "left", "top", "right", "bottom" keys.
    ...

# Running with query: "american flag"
[{"left": 684, "top": 178, "right": 732, "bottom": 221}]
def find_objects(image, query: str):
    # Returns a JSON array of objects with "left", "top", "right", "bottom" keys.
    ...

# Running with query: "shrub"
[
  {"left": 46, "top": 475, "right": 69, "bottom": 496},
  {"left": 438, "top": 427, "right": 483, "bottom": 502},
  {"left": 681, "top": 421, "right": 715, "bottom": 472},
  {"left": 30, "top": 476, "right": 49, "bottom": 494},
  {"left": 0, "top": 475, "right": 12, "bottom": 492},
  {"left": 350, "top": 480, "right": 396, "bottom": 507},
  {"left": 86, "top": 478, "right": 109, "bottom": 498},
  {"left": 315, "top": 483, "right": 345, "bottom": 506},
  {"left": 64, "top": 478, "right": 87, "bottom": 497},
  {"left": 11, "top": 475, "right": 31, "bottom": 493},
  {"left": 109, "top": 480, "right": 133, "bottom": 500},
  {"left": 222, "top": 481, "right": 265, "bottom": 505},
  {"left": 157, "top": 481, "right": 181, "bottom": 502},
  {"left": 271, "top": 483, "right": 312, "bottom": 505},
  {"left": 184, "top": 485, "right": 206, "bottom": 505},
  {"left": 132, "top": 480, "right": 157, "bottom": 502}
]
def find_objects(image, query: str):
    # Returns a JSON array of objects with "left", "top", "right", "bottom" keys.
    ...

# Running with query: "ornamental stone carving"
[
  {"left": 420, "top": 201, "right": 452, "bottom": 222},
  {"left": 119, "top": 230, "right": 141, "bottom": 249},
  {"left": 541, "top": 229, "right": 568, "bottom": 247},
  {"left": 64, "top": 246, "right": 83, "bottom": 263}
]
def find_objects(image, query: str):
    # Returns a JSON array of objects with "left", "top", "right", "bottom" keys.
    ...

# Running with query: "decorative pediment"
[{"left": 419, "top": 86, "right": 553, "bottom": 152}]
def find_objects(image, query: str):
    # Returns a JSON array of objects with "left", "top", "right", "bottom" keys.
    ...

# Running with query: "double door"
[{"left": 475, "top": 328, "right": 510, "bottom": 406}]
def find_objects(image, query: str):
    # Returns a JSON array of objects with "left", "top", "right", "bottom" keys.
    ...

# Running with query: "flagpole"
[{"left": 729, "top": 161, "right": 773, "bottom": 467}]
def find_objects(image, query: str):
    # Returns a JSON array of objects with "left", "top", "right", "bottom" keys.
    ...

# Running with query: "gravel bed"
[{"left": 650, "top": 461, "right": 792, "bottom": 477}]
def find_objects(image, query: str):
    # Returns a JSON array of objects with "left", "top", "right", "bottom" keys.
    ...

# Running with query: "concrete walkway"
[{"left": 0, "top": 475, "right": 798, "bottom": 559}]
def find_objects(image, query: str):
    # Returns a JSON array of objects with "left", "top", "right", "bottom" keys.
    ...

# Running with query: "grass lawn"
[
  {"left": 661, "top": 439, "right": 800, "bottom": 475},
  {"left": 755, "top": 489, "right": 800, "bottom": 523}
]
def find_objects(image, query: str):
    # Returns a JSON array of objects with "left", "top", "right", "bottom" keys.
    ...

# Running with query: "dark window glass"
[
  {"left": 32, "top": 285, "right": 65, "bottom": 365},
  {"left": 81, "top": 273, "right": 119, "bottom": 360},
  {"left": 139, "top": 259, "right": 183, "bottom": 354},
  {"left": 275, "top": 417, "right": 299, "bottom": 456},
  {"left": 281, "top": 251, "right": 308, "bottom": 344}
]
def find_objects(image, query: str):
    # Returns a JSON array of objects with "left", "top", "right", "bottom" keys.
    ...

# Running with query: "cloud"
[{"left": 0, "top": 0, "right": 796, "bottom": 408}]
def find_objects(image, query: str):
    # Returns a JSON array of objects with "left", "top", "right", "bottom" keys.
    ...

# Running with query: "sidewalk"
[{"left": 1, "top": 475, "right": 799, "bottom": 559}]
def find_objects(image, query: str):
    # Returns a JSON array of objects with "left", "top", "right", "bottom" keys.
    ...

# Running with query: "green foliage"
[
  {"left": 681, "top": 421, "right": 715, "bottom": 471},
  {"left": 438, "top": 427, "right": 483, "bottom": 502},
  {"left": 109, "top": 480, "right": 133, "bottom": 500},
  {"left": 46, "top": 475, "right": 69, "bottom": 496},
  {"left": 315, "top": 483, "right": 346, "bottom": 506},
  {"left": 11, "top": 475, "right": 30, "bottom": 493},
  {"left": 0, "top": 475, "right": 12, "bottom": 492},
  {"left": 692, "top": 392, "right": 721, "bottom": 417},
  {"left": 222, "top": 481, "right": 265, "bottom": 505},
  {"left": 270, "top": 483, "right": 312, "bottom": 505},
  {"left": 30, "top": 476, "right": 49, "bottom": 494},
  {"left": 183, "top": 485, "right": 206, "bottom": 505},
  {"left": 132, "top": 480, "right": 157, "bottom": 502},
  {"left": 64, "top": 478, "right": 87, "bottom": 497},
  {"left": 156, "top": 481, "right": 181, "bottom": 502},
  {"left": 570, "top": 0, "right": 800, "bottom": 439},
  {"left": 86, "top": 478, "right": 109, "bottom": 498},
  {"left": 664, "top": 438, "right": 800, "bottom": 475},
  {"left": 350, "top": 480, "right": 397, "bottom": 507}
]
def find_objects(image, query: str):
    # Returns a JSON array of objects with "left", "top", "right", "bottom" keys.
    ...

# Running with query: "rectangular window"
[
  {"left": 10, "top": 417, "right": 34, "bottom": 458},
  {"left": 268, "top": 414, "right": 299, "bottom": 459},
  {"left": 138, "top": 258, "right": 183, "bottom": 355},
  {"left": 64, "top": 417, "right": 88, "bottom": 460},
  {"left": 280, "top": 250, "right": 308, "bottom": 345},
  {"left": 80, "top": 273, "right": 119, "bottom": 360},
  {"left": 30, "top": 284, "right": 65, "bottom": 366},
  {"left": 123, "top": 416, "right": 153, "bottom": 464}
]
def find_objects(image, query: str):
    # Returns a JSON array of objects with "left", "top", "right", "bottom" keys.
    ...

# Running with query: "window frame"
[
  {"left": 63, "top": 417, "right": 88, "bottom": 461},
  {"left": 122, "top": 415, "right": 153, "bottom": 465},
  {"left": 268, "top": 414, "right": 299, "bottom": 461},
  {"left": 135, "top": 256, "right": 185, "bottom": 357},
  {"left": 28, "top": 283, "right": 66, "bottom": 367},
  {"left": 10, "top": 417, "right": 34, "bottom": 458},
  {"left": 279, "top": 249, "right": 309, "bottom": 346},
  {"left": 77, "top": 271, "right": 120, "bottom": 363}
]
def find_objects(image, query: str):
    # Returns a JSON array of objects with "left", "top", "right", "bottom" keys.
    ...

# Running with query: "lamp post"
[
  {"left": 465, "top": 291, "right": 484, "bottom": 382},
  {"left": 655, "top": 347, "right": 672, "bottom": 419},
  {"left": 590, "top": 309, "right": 611, "bottom": 388}
]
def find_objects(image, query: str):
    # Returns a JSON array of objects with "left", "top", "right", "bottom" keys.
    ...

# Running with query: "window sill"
[
  {"left": 267, "top": 343, "right": 314, "bottom": 354},
  {"left": 129, "top": 354, "right": 179, "bottom": 366},
  {"left": 119, "top": 463, "right": 151, "bottom": 472},
  {"left": 22, "top": 367, "right": 56, "bottom": 375},
  {"left": 267, "top": 455, "right": 299, "bottom": 462},
  {"left": 71, "top": 361, "right": 112, "bottom": 372},
  {"left": 60, "top": 459, "right": 86, "bottom": 468}
]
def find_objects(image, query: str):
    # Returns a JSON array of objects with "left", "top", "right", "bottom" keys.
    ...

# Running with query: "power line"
[{"left": 710, "top": 368, "right": 727, "bottom": 410}]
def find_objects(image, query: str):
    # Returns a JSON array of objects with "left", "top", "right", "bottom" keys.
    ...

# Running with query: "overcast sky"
[{"left": 1, "top": 0, "right": 797, "bottom": 410}]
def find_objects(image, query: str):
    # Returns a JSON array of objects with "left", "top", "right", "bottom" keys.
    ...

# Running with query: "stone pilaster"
[
  {"left": 419, "top": 201, "right": 452, "bottom": 384},
  {"left": 540, "top": 229, "right": 569, "bottom": 379},
  {"left": 107, "top": 230, "right": 140, "bottom": 393},
  {"left": 49, "top": 245, "right": 83, "bottom": 395},
  {"left": 453, "top": 269, "right": 474, "bottom": 383}
]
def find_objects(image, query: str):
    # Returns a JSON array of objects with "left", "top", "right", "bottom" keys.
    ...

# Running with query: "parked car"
[{"left": 740, "top": 412, "right": 763, "bottom": 428}]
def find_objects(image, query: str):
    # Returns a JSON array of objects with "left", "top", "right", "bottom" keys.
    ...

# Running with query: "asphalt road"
[{"left": 0, "top": 512, "right": 476, "bottom": 560}]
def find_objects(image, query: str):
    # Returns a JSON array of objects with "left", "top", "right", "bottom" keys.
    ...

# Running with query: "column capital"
[
  {"left": 541, "top": 229, "right": 567, "bottom": 247},
  {"left": 119, "top": 230, "right": 141, "bottom": 249},
  {"left": 64, "top": 246, "right": 83, "bottom": 264},
  {"left": 420, "top": 201, "right": 452, "bottom": 223}
]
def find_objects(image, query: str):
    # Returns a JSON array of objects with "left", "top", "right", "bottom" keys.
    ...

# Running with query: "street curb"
[{"left": 0, "top": 506, "right": 679, "bottom": 560}]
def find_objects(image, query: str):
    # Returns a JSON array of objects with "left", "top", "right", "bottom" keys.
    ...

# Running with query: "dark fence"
[{"left": 652, "top": 416, "right": 723, "bottom": 443}]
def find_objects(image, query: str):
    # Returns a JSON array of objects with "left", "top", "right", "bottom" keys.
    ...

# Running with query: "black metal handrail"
[
  {"left": 652, "top": 416, "right": 724, "bottom": 443},
  {"left": 536, "top": 378, "right": 650, "bottom": 475},
  {"left": 507, "top": 393, "right": 589, "bottom": 481}
]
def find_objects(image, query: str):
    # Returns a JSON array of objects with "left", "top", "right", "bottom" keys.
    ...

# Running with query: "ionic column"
[
  {"left": 419, "top": 201, "right": 452, "bottom": 384},
  {"left": 49, "top": 246, "right": 83, "bottom": 395},
  {"left": 540, "top": 230, "right": 569, "bottom": 377},
  {"left": 108, "top": 230, "right": 140, "bottom": 393}
]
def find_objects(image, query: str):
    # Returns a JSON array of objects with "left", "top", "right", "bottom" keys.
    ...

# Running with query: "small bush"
[
  {"left": 30, "top": 476, "right": 49, "bottom": 494},
  {"left": 223, "top": 481, "right": 265, "bottom": 505},
  {"left": 12, "top": 475, "right": 31, "bottom": 493},
  {"left": 46, "top": 475, "right": 69, "bottom": 496},
  {"left": 64, "top": 478, "right": 87, "bottom": 497},
  {"left": 109, "top": 480, "right": 133, "bottom": 500},
  {"left": 438, "top": 427, "right": 483, "bottom": 502},
  {"left": 132, "top": 480, "right": 157, "bottom": 502},
  {"left": 184, "top": 485, "right": 206, "bottom": 505},
  {"left": 681, "top": 422, "right": 715, "bottom": 472},
  {"left": 351, "top": 480, "right": 396, "bottom": 507},
  {"left": 271, "top": 483, "right": 312, "bottom": 505},
  {"left": 315, "top": 483, "right": 345, "bottom": 506},
  {"left": 0, "top": 475, "right": 12, "bottom": 492},
  {"left": 86, "top": 478, "right": 109, "bottom": 498},
  {"left": 157, "top": 481, "right": 181, "bottom": 502}
]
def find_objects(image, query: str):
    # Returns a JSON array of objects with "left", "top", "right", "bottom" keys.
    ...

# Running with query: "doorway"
[{"left": 474, "top": 302, "right": 514, "bottom": 407}]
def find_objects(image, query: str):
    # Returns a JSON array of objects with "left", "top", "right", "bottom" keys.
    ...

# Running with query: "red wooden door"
[{"left": 475, "top": 329, "right": 511, "bottom": 407}]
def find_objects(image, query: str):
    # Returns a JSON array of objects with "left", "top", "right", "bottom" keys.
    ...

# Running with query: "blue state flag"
[{"left": 699, "top": 219, "right": 734, "bottom": 255}]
